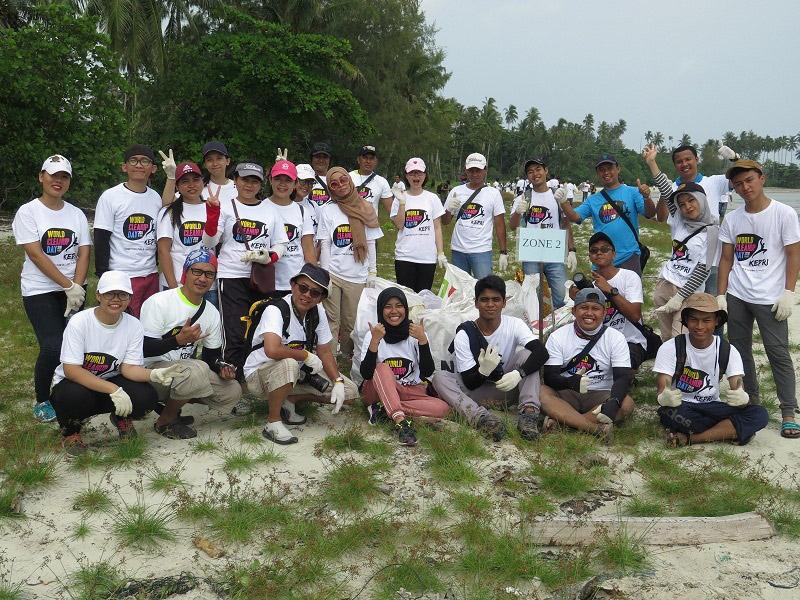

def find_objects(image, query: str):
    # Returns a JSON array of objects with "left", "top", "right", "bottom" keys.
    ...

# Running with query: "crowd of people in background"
[{"left": 12, "top": 138, "right": 799, "bottom": 456}]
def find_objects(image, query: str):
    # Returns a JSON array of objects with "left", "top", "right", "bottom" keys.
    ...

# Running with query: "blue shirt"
[{"left": 575, "top": 185, "right": 646, "bottom": 265}]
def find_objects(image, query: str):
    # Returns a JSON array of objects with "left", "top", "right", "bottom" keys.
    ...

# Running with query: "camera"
[
  {"left": 572, "top": 272, "right": 594, "bottom": 290},
  {"left": 297, "top": 364, "right": 331, "bottom": 393}
]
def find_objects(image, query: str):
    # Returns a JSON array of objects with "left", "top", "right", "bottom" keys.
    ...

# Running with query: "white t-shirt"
[
  {"left": 719, "top": 200, "right": 800, "bottom": 305},
  {"left": 565, "top": 183, "right": 577, "bottom": 199},
  {"left": 139, "top": 287, "right": 223, "bottom": 365},
  {"left": 12, "top": 199, "right": 91, "bottom": 296},
  {"left": 446, "top": 185, "right": 506, "bottom": 253},
  {"left": 453, "top": 316, "right": 535, "bottom": 373},
  {"left": 349, "top": 171, "right": 392, "bottom": 215},
  {"left": 360, "top": 333, "right": 423, "bottom": 385},
  {"left": 243, "top": 295, "right": 333, "bottom": 378},
  {"left": 156, "top": 202, "right": 209, "bottom": 289},
  {"left": 391, "top": 190, "right": 445, "bottom": 264},
  {"left": 653, "top": 335, "right": 744, "bottom": 404},
  {"left": 52, "top": 309, "right": 144, "bottom": 385},
  {"left": 604, "top": 270, "right": 646, "bottom": 348},
  {"left": 298, "top": 197, "right": 319, "bottom": 234},
  {"left": 669, "top": 174, "right": 730, "bottom": 264},
  {"left": 545, "top": 325, "right": 631, "bottom": 391},
  {"left": 216, "top": 199, "right": 288, "bottom": 279},
  {"left": 511, "top": 188, "right": 562, "bottom": 231},
  {"left": 310, "top": 176, "right": 330, "bottom": 209},
  {"left": 94, "top": 183, "right": 162, "bottom": 277},
  {"left": 201, "top": 180, "right": 237, "bottom": 204},
  {"left": 267, "top": 199, "right": 315, "bottom": 290},
  {"left": 660, "top": 216, "right": 708, "bottom": 288},
  {"left": 516, "top": 179, "right": 526, "bottom": 192},
  {"left": 547, "top": 178, "right": 560, "bottom": 190},
  {"left": 315, "top": 202, "right": 383, "bottom": 283}
]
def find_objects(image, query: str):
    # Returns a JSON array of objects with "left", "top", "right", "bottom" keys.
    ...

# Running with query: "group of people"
[{"left": 12, "top": 138, "right": 798, "bottom": 455}]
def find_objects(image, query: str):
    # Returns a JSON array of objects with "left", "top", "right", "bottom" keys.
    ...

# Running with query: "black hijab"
[{"left": 377, "top": 287, "right": 410, "bottom": 344}]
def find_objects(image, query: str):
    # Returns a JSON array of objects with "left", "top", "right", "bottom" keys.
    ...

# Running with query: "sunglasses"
[
  {"left": 102, "top": 291, "right": 130, "bottom": 300},
  {"left": 295, "top": 282, "right": 324, "bottom": 299},
  {"left": 589, "top": 246, "right": 614, "bottom": 255},
  {"left": 189, "top": 267, "right": 216, "bottom": 279}
]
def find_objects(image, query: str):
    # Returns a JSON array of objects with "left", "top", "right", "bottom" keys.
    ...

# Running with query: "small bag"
[
  {"left": 231, "top": 199, "right": 275, "bottom": 295},
  {"left": 632, "top": 320, "right": 662, "bottom": 361},
  {"left": 600, "top": 190, "right": 649, "bottom": 271}
]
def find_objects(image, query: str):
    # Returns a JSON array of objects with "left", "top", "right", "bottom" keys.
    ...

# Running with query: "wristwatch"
[{"left": 607, "top": 287, "right": 619, "bottom": 298}]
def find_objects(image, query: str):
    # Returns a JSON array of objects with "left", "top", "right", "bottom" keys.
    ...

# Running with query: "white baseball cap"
[
  {"left": 97, "top": 270, "right": 133, "bottom": 295},
  {"left": 295, "top": 163, "right": 316, "bottom": 180},
  {"left": 465, "top": 152, "right": 487, "bottom": 170},
  {"left": 41, "top": 155, "right": 72, "bottom": 176},
  {"left": 404, "top": 157, "right": 427, "bottom": 173}
]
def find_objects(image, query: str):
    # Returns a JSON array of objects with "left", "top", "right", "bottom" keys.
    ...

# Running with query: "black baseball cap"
[
  {"left": 589, "top": 231, "right": 615, "bottom": 249},
  {"left": 524, "top": 157, "right": 548, "bottom": 172},
  {"left": 358, "top": 145, "right": 378, "bottom": 156},
  {"left": 595, "top": 153, "right": 618, "bottom": 168},
  {"left": 123, "top": 144, "right": 155, "bottom": 162},
  {"left": 290, "top": 263, "right": 330, "bottom": 296},
  {"left": 202, "top": 141, "right": 229, "bottom": 157},
  {"left": 310, "top": 142, "right": 332, "bottom": 157}
]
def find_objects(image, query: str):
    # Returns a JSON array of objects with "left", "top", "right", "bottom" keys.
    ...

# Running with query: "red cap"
[
  {"left": 270, "top": 160, "right": 298, "bottom": 181},
  {"left": 176, "top": 161, "right": 202, "bottom": 181}
]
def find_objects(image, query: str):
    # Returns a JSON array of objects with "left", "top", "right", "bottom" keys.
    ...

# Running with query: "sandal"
[
  {"left": 542, "top": 416, "right": 558, "bottom": 434},
  {"left": 154, "top": 419, "right": 197, "bottom": 439},
  {"left": 781, "top": 421, "right": 800, "bottom": 439},
  {"left": 595, "top": 422, "right": 614, "bottom": 445},
  {"left": 665, "top": 430, "right": 691, "bottom": 447}
]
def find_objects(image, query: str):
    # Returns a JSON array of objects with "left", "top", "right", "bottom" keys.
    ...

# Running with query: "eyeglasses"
[
  {"left": 189, "top": 267, "right": 216, "bottom": 279},
  {"left": 126, "top": 157, "right": 153, "bottom": 167},
  {"left": 295, "top": 282, "right": 324, "bottom": 299},
  {"left": 589, "top": 246, "right": 614, "bottom": 255},
  {"left": 102, "top": 291, "right": 131, "bottom": 300}
]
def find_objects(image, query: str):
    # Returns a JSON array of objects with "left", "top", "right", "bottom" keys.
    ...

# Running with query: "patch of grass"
[
  {"left": 282, "top": 515, "right": 395, "bottom": 561},
  {"left": 239, "top": 430, "right": 265, "bottom": 445},
  {"left": 518, "top": 493, "right": 556, "bottom": 518},
  {"left": 192, "top": 438, "right": 219, "bottom": 453},
  {"left": 71, "top": 519, "right": 91, "bottom": 541},
  {"left": 450, "top": 491, "right": 492, "bottom": 519},
  {"left": 72, "top": 483, "right": 112, "bottom": 515},
  {"left": 317, "top": 426, "right": 392, "bottom": 458},
  {"left": 0, "top": 583, "right": 25, "bottom": 600},
  {"left": 533, "top": 430, "right": 599, "bottom": 459},
  {"left": 102, "top": 436, "right": 148, "bottom": 466},
  {"left": 530, "top": 459, "right": 605, "bottom": 498},
  {"left": 146, "top": 467, "right": 187, "bottom": 493},
  {"left": 625, "top": 495, "right": 665, "bottom": 517},
  {"left": 0, "top": 486, "right": 23, "bottom": 519},
  {"left": 4, "top": 454, "right": 58, "bottom": 488},
  {"left": 598, "top": 527, "right": 650, "bottom": 573},
  {"left": 210, "top": 494, "right": 288, "bottom": 543},
  {"left": 214, "top": 556, "right": 340, "bottom": 599},
  {"left": 69, "top": 561, "right": 125, "bottom": 600},
  {"left": 418, "top": 424, "right": 487, "bottom": 486},
  {"left": 321, "top": 460, "right": 385, "bottom": 512},
  {"left": 111, "top": 500, "right": 176, "bottom": 550},
  {"left": 69, "top": 450, "right": 106, "bottom": 471},
  {"left": 427, "top": 503, "right": 448, "bottom": 519},
  {"left": 613, "top": 415, "right": 664, "bottom": 448},
  {"left": 375, "top": 559, "right": 445, "bottom": 599},
  {"left": 221, "top": 447, "right": 279, "bottom": 472},
  {"left": 767, "top": 506, "right": 800, "bottom": 538}
]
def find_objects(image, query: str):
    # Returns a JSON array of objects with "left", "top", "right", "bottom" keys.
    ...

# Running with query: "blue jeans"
[
  {"left": 204, "top": 288, "right": 219, "bottom": 309},
  {"left": 522, "top": 262, "right": 567, "bottom": 309},
  {"left": 450, "top": 250, "right": 493, "bottom": 279}
]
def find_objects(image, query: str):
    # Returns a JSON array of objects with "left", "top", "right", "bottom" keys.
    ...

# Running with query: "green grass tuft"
[
  {"left": 72, "top": 484, "right": 112, "bottom": 515},
  {"left": 0, "top": 486, "right": 24, "bottom": 519},
  {"left": 318, "top": 426, "right": 392, "bottom": 458},
  {"left": 111, "top": 501, "right": 176, "bottom": 550},
  {"left": 192, "top": 438, "right": 219, "bottom": 453},
  {"left": 69, "top": 561, "right": 125, "bottom": 600},
  {"left": 518, "top": 493, "right": 556, "bottom": 518},
  {"left": 598, "top": 527, "right": 650, "bottom": 573},
  {"left": 102, "top": 436, "right": 148, "bottom": 466},
  {"left": 321, "top": 460, "right": 385, "bottom": 512},
  {"left": 625, "top": 495, "right": 665, "bottom": 517}
]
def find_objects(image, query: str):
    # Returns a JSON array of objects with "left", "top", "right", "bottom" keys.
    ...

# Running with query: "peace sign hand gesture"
[{"left": 158, "top": 149, "right": 176, "bottom": 179}]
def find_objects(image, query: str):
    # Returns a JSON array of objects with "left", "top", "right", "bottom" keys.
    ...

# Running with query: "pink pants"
[{"left": 361, "top": 363, "right": 450, "bottom": 421}]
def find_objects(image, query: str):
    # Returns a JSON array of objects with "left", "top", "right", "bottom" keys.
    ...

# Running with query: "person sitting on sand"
[
  {"left": 49, "top": 271, "right": 184, "bottom": 457},
  {"left": 243, "top": 263, "right": 359, "bottom": 445},
  {"left": 653, "top": 293, "right": 768, "bottom": 446},
  {"left": 539, "top": 288, "right": 635, "bottom": 442},
  {"left": 359, "top": 287, "right": 450, "bottom": 447},
  {"left": 431, "top": 275, "right": 550, "bottom": 442},
  {"left": 140, "top": 248, "right": 241, "bottom": 439}
]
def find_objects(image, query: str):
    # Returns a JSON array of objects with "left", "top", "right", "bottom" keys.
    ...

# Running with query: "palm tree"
[
  {"left": 504, "top": 104, "right": 518, "bottom": 129},
  {"left": 679, "top": 133, "right": 692, "bottom": 147},
  {"left": 652, "top": 131, "right": 664, "bottom": 152}
]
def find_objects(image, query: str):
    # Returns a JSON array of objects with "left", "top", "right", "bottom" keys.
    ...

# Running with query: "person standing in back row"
[
  {"left": 309, "top": 142, "right": 332, "bottom": 209},
  {"left": 349, "top": 145, "right": 393, "bottom": 216},
  {"left": 717, "top": 159, "right": 800, "bottom": 439},
  {"left": 442, "top": 153, "right": 508, "bottom": 278}
]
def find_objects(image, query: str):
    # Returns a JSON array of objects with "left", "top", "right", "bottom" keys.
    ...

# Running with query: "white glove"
[
  {"left": 330, "top": 381, "right": 346, "bottom": 414},
  {"left": 445, "top": 195, "right": 461, "bottom": 213},
  {"left": 579, "top": 375, "right": 589, "bottom": 394},
  {"left": 63, "top": 282, "right": 85, "bottom": 316},
  {"left": 655, "top": 293, "right": 685, "bottom": 314},
  {"left": 565, "top": 251, "right": 577, "bottom": 272},
  {"left": 717, "top": 145, "right": 739, "bottom": 161},
  {"left": 477, "top": 345, "right": 502, "bottom": 377},
  {"left": 771, "top": 289, "right": 795, "bottom": 321},
  {"left": 109, "top": 387, "right": 133, "bottom": 417},
  {"left": 515, "top": 198, "right": 529, "bottom": 214},
  {"left": 498, "top": 253, "right": 509, "bottom": 271},
  {"left": 275, "top": 147, "right": 288, "bottom": 161},
  {"left": 720, "top": 378, "right": 749, "bottom": 407},
  {"left": 366, "top": 273, "right": 378, "bottom": 288},
  {"left": 554, "top": 188, "right": 567, "bottom": 204},
  {"left": 158, "top": 149, "right": 176, "bottom": 179},
  {"left": 657, "top": 388, "right": 683, "bottom": 408},
  {"left": 437, "top": 253, "right": 448, "bottom": 269},
  {"left": 240, "top": 250, "right": 272, "bottom": 264},
  {"left": 150, "top": 364, "right": 190, "bottom": 386},
  {"left": 395, "top": 189, "right": 406, "bottom": 206},
  {"left": 716, "top": 294, "right": 727, "bottom": 312},
  {"left": 302, "top": 351, "right": 324, "bottom": 375},
  {"left": 495, "top": 369, "right": 522, "bottom": 392}
]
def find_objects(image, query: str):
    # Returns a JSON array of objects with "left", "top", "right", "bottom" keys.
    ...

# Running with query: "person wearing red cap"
[{"left": 267, "top": 159, "right": 316, "bottom": 294}]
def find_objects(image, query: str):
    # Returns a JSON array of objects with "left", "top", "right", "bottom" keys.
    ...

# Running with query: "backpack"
[
  {"left": 242, "top": 297, "right": 319, "bottom": 352},
  {"left": 672, "top": 334, "right": 730, "bottom": 385}
]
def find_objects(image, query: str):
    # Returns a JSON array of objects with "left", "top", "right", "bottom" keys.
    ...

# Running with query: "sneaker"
[
  {"left": 280, "top": 401, "right": 306, "bottom": 425},
  {"left": 231, "top": 398, "right": 252, "bottom": 416},
  {"left": 62, "top": 433, "right": 87, "bottom": 458},
  {"left": 477, "top": 412, "right": 506, "bottom": 442},
  {"left": 154, "top": 403, "right": 194, "bottom": 425},
  {"left": 517, "top": 408, "right": 541, "bottom": 441},
  {"left": 367, "top": 402, "right": 390, "bottom": 425},
  {"left": 33, "top": 401, "right": 57, "bottom": 423},
  {"left": 396, "top": 419, "right": 417, "bottom": 446},
  {"left": 262, "top": 421, "right": 298, "bottom": 445},
  {"left": 109, "top": 414, "right": 138, "bottom": 439},
  {"left": 154, "top": 419, "right": 197, "bottom": 439}
]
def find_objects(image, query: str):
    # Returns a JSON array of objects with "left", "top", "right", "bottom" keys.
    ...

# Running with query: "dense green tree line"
[{"left": 2, "top": 1, "right": 799, "bottom": 209}]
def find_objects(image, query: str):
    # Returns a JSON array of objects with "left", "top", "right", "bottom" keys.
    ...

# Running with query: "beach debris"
[{"left": 193, "top": 535, "right": 225, "bottom": 558}]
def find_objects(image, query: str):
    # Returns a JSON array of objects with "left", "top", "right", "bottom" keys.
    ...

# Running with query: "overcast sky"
[{"left": 419, "top": 0, "right": 799, "bottom": 150}]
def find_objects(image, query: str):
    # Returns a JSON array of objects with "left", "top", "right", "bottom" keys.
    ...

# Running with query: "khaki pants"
[
  {"left": 652, "top": 278, "right": 683, "bottom": 341},
  {"left": 149, "top": 359, "right": 241, "bottom": 409},
  {"left": 246, "top": 357, "right": 359, "bottom": 401},
  {"left": 322, "top": 274, "right": 364, "bottom": 357}
]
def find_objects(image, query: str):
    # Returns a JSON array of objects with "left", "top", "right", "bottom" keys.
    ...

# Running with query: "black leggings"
[
  {"left": 394, "top": 260, "right": 436, "bottom": 293},
  {"left": 218, "top": 277, "right": 266, "bottom": 375},
  {"left": 23, "top": 291, "right": 68, "bottom": 405},
  {"left": 50, "top": 375, "right": 158, "bottom": 436}
]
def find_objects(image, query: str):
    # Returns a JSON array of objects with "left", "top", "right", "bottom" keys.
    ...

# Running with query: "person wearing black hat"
[
  {"left": 243, "top": 263, "right": 358, "bottom": 444},
  {"left": 653, "top": 293, "right": 767, "bottom": 446},
  {"left": 309, "top": 142, "right": 333, "bottom": 209},
  {"left": 558, "top": 154, "right": 656, "bottom": 276},
  {"left": 359, "top": 288, "right": 450, "bottom": 446},
  {"left": 201, "top": 141, "right": 236, "bottom": 203},
  {"left": 509, "top": 157, "right": 576, "bottom": 309},
  {"left": 349, "top": 145, "right": 393, "bottom": 216}
]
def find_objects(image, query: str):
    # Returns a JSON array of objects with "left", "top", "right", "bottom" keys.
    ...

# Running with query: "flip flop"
[
  {"left": 780, "top": 421, "right": 800, "bottom": 439},
  {"left": 664, "top": 430, "right": 690, "bottom": 447}
]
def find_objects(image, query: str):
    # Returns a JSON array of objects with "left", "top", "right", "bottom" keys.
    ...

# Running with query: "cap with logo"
[
  {"left": 680, "top": 292, "right": 728, "bottom": 325},
  {"left": 588, "top": 231, "right": 615, "bottom": 250},
  {"left": 290, "top": 263, "right": 331, "bottom": 296},
  {"left": 595, "top": 153, "right": 618, "bottom": 168},
  {"left": 234, "top": 162, "right": 265, "bottom": 181},
  {"left": 574, "top": 287, "right": 607, "bottom": 307},
  {"left": 41, "top": 155, "right": 72, "bottom": 176},
  {"left": 672, "top": 181, "right": 707, "bottom": 204},
  {"left": 295, "top": 163, "right": 316, "bottom": 181},
  {"left": 358, "top": 145, "right": 378, "bottom": 157},
  {"left": 124, "top": 144, "right": 156, "bottom": 162},
  {"left": 523, "top": 157, "right": 547, "bottom": 172},
  {"left": 97, "top": 270, "right": 133, "bottom": 295},
  {"left": 201, "top": 141, "right": 229, "bottom": 157},
  {"left": 404, "top": 157, "right": 427, "bottom": 173},
  {"left": 465, "top": 152, "right": 487, "bottom": 170},
  {"left": 175, "top": 162, "right": 202, "bottom": 182},
  {"left": 725, "top": 159, "right": 764, "bottom": 180},
  {"left": 270, "top": 160, "right": 298, "bottom": 181},
  {"left": 310, "top": 142, "right": 332, "bottom": 158}
]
